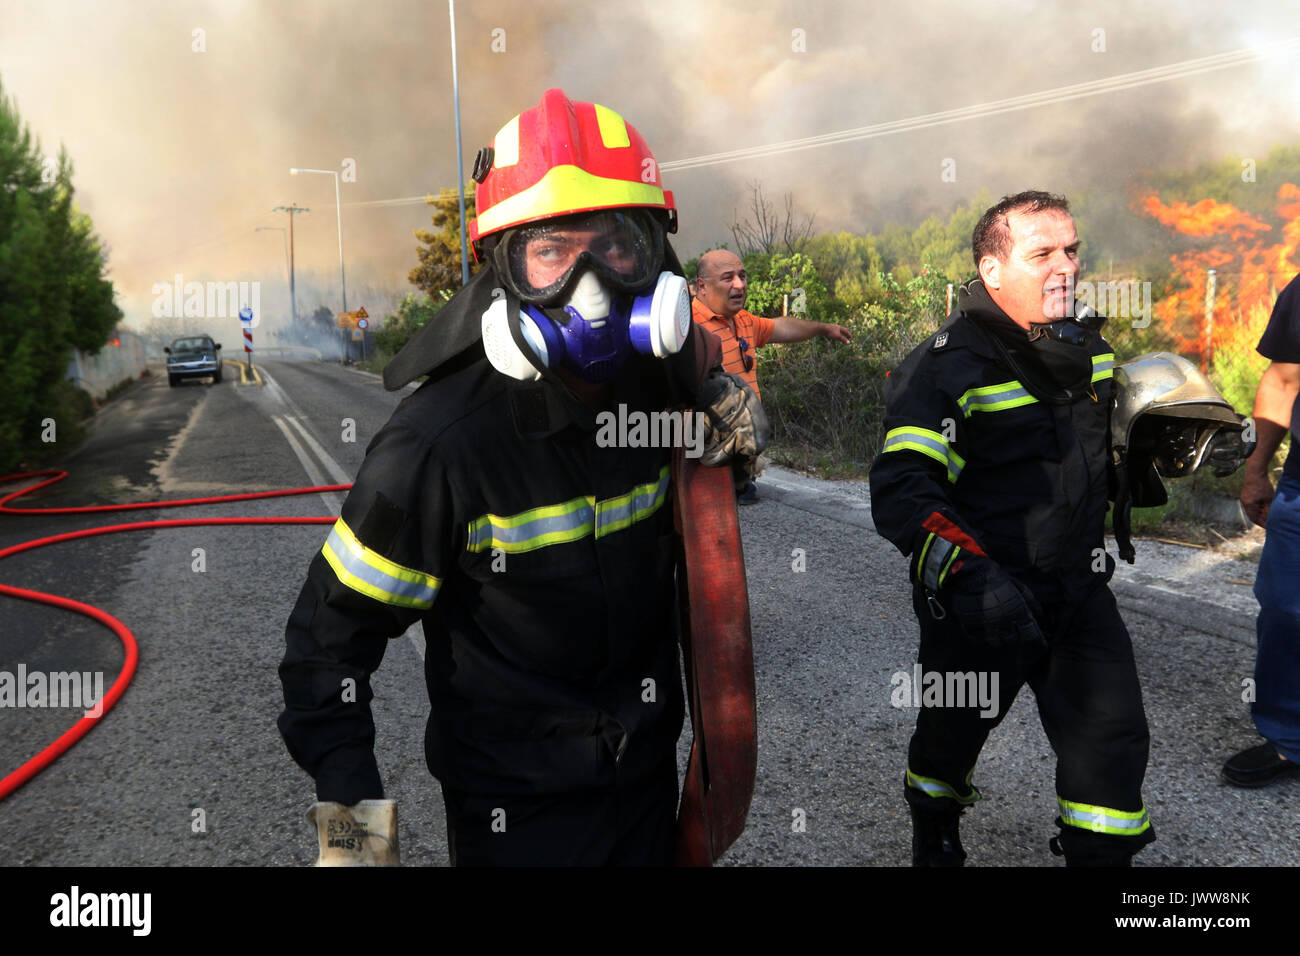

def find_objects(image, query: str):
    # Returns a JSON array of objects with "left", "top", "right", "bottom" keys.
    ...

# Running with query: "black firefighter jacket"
[
  {"left": 869, "top": 285, "right": 1117, "bottom": 605},
  {"left": 278, "top": 318, "right": 722, "bottom": 805}
]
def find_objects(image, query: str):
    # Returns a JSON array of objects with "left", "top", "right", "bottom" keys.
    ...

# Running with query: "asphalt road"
[{"left": 0, "top": 357, "right": 1293, "bottom": 868}]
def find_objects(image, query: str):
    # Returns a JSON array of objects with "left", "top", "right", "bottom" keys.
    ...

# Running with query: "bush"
[
  {"left": 1209, "top": 303, "right": 1271, "bottom": 419},
  {"left": 17, "top": 380, "right": 94, "bottom": 464},
  {"left": 758, "top": 268, "right": 948, "bottom": 475},
  {"left": 362, "top": 292, "right": 448, "bottom": 372}
]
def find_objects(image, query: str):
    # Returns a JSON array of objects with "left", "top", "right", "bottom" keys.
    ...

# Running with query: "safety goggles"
[{"left": 494, "top": 209, "right": 665, "bottom": 304}]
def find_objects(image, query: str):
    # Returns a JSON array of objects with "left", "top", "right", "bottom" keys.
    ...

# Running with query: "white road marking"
[
  {"left": 282, "top": 415, "right": 353, "bottom": 485},
  {"left": 270, "top": 415, "right": 345, "bottom": 513},
  {"left": 262, "top": 364, "right": 426, "bottom": 658}
]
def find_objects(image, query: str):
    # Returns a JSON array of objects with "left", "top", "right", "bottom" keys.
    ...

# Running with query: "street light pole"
[
  {"left": 290, "top": 167, "right": 348, "bottom": 359},
  {"left": 449, "top": 0, "right": 470, "bottom": 286}
]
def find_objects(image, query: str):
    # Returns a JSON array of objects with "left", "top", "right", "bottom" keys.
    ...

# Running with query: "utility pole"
[
  {"left": 273, "top": 203, "right": 309, "bottom": 327},
  {"left": 1203, "top": 268, "right": 1218, "bottom": 373}
]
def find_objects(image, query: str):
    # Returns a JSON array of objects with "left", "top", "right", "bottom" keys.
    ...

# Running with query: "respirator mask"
[{"left": 480, "top": 209, "right": 691, "bottom": 383}]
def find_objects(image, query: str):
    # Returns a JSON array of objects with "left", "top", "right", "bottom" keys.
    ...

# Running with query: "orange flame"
[{"left": 1139, "top": 186, "right": 1300, "bottom": 365}]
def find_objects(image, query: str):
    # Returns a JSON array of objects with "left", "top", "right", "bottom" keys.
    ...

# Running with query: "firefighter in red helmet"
[{"left": 278, "top": 90, "right": 764, "bottom": 866}]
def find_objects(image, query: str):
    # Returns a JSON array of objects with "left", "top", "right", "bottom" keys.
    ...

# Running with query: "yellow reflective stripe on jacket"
[
  {"left": 958, "top": 354, "right": 1114, "bottom": 415},
  {"left": 881, "top": 426, "right": 965, "bottom": 483},
  {"left": 1091, "top": 352, "right": 1115, "bottom": 382},
  {"left": 957, "top": 380, "right": 1036, "bottom": 417},
  {"left": 322, "top": 518, "right": 441, "bottom": 609},
  {"left": 467, "top": 465, "right": 670, "bottom": 554},
  {"left": 467, "top": 494, "right": 596, "bottom": 554},
  {"left": 906, "top": 767, "right": 981, "bottom": 805},
  {"left": 1057, "top": 797, "right": 1151, "bottom": 836},
  {"left": 594, "top": 466, "right": 670, "bottom": 536}
]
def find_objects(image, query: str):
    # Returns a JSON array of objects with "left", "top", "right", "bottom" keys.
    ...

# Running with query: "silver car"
[{"left": 165, "top": 335, "right": 223, "bottom": 386}]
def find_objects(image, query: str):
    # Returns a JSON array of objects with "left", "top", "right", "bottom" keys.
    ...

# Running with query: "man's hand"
[
  {"left": 1241, "top": 469, "right": 1276, "bottom": 528},
  {"left": 1238, "top": 360, "right": 1300, "bottom": 527},
  {"left": 820, "top": 323, "right": 852, "bottom": 344},
  {"left": 769, "top": 316, "right": 851, "bottom": 345}
]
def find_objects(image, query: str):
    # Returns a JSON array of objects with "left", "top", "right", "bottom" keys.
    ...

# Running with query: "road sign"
[
  {"left": 239, "top": 306, "right": 254, "bottom": 323},
  {"left": 357, "top": 317, "right": 369, "bottom": 330},
  {"left": 351, "top": 329, "right": 364, "bottom": 341}
]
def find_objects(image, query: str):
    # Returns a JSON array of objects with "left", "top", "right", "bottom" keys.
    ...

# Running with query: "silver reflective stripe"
[
  {"left": 322, "top": 521, "right": 440, "bottom": 608},
  {"left": 881, "top": 426, "right": 965, "bottom": 483},
  {"left": 882, "top": 429, "right": 948, "bottom": 459},
  {"left": 466, "top": 465, "right": 671, "bottom": 555},
  {"left": 1058, "top": 798, "right": 1151, "bottom": 835},
  {"left": 958, "top": 382, "right": 1035, "bottom": 416},
  {"left": 921, "top": 535, "right": 956, "bottom": 592},
  {"left": 595, "top": 467, "right": 670, "bottom": 536},
  {"left": 906, "top": 768, "right": 981, "bottom": 805},
  {"left": 466, "top": 503, "right": 594, "bottom": 552},
  {"left": 1091, "top": 353, "right": 1115, "bottom": 381}
]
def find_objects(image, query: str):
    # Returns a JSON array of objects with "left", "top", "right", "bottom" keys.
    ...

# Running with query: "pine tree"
[
  {"left": 409, "top": 186, "right": 480, "bottom": 296},
  {"left": 0, "top": 74, "right": 121, "bottom": 468}
]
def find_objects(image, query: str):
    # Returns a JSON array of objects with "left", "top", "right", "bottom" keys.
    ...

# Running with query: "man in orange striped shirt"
[{"left": 691, "top": 249, "right": 851, "bottom": 501}]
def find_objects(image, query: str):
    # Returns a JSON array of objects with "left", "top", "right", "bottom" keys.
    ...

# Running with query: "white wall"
[{"left": 65, "top": 328, "right": 147, "bottom": 400}]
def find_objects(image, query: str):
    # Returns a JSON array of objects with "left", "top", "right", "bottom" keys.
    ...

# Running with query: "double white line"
[
  {"left": 266, "top": 394, "right": 428, "bottom": 659},
  {"left": 270, "top": 413, "right": 351, "bottom": 512}
]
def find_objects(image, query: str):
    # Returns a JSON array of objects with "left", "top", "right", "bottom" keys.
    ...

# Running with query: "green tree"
[
  {"left": 802, "top": 232, "right": 886, "bottom": 314},
  {"left": 0, "top": 75, "right": 120, "bottom": 469},
  {"left": 410, "top": 186, "right": 481, "bottom": 295},
  {"left": 742, "top": 252, "right": 841, "bottom": 321},
  {"left": 374, "top": 292, "right": 447, "bottom": 360}
]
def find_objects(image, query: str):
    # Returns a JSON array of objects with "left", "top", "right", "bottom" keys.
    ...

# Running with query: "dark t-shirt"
[{"left": 1257, "top": 273, "right": 1300, "bottom": 481}]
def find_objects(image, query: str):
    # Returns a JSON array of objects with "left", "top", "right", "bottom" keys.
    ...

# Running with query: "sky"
[{"left": 4, "top": 0, "right": 1300, "bottom": 334}]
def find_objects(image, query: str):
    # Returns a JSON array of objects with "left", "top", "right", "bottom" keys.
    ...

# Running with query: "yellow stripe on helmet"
[{"left": 475, "top": 164, "right": 667, "bottom": 236}]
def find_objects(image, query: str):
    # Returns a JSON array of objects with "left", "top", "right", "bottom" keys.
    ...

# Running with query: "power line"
[
  {"left": 659, "top": 36, "right": 1300, "bottom": 173},
  {"left": 343, "top": 194, "right": 439, "bottom": 208}
]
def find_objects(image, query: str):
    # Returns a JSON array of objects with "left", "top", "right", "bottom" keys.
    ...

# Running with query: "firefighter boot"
[
  {"left": 908, "top": 793, "right": 968, "bottom": 867},
  {"left": 1049, "top": 821, "right": 1154, "bottom": 867}
]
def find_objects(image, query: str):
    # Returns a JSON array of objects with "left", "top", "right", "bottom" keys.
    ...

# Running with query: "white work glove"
[{"left": 307, "top": 799, "right": 400, "bottom": 866}]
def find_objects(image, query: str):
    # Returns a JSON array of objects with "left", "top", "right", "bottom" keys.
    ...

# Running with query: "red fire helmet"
[{"left": 468, "top": 89, "right": 676, "bottom": 251}]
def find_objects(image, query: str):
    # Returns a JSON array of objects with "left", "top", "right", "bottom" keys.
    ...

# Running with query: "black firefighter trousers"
[
  {"left": 440, "top": 755, "right": 679, "bottom": 866},
  {"left": 905, "top": 578, "right": 1156, "bottom": 861}
]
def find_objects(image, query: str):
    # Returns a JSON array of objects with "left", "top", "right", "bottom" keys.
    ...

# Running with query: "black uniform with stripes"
[
  {"left": 868, "top": 282, "right": 1155, "bottom": 861},
  {"left": 278, "top": 332, "right": 717, "bottom": 866}
]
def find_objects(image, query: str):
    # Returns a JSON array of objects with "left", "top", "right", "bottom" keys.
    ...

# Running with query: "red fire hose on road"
[{"left": 0, "top": 470, "right": 348, "bottom": 802}]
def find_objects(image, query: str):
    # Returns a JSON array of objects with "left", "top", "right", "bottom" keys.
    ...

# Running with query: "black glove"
[{"left": 945, "top": 557, "right": 1046, "bottom": 651}]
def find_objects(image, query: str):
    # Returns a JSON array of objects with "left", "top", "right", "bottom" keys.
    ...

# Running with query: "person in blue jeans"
[{"left": 1223, "top": 273, "right": 1300, "bottom": 787}]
